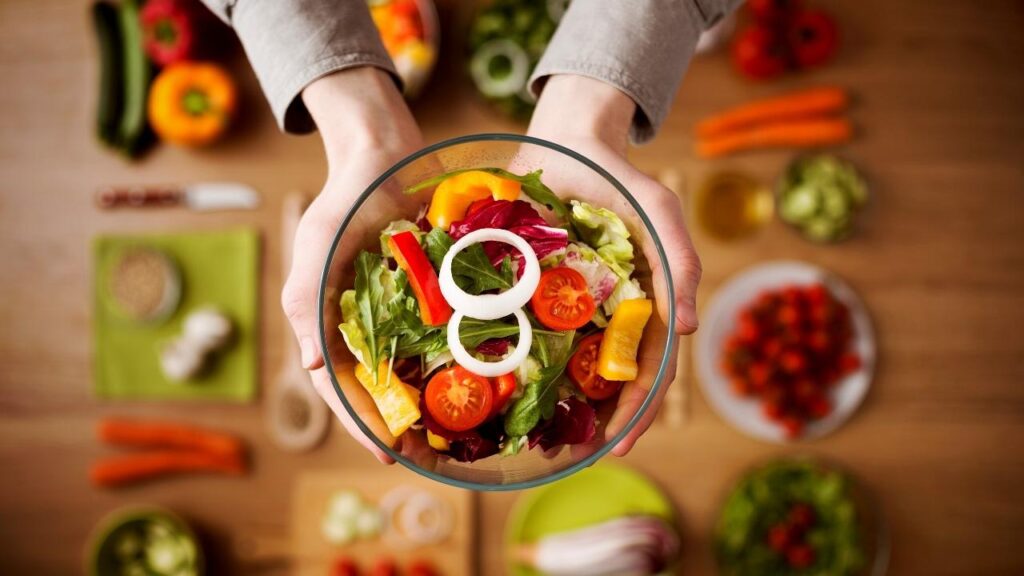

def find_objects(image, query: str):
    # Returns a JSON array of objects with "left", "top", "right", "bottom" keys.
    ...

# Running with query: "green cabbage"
[{"left": 569, "top": 200, "right": 636, "bottom": 278}]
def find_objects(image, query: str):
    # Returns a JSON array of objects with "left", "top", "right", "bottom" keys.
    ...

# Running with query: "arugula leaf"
[
  {"left": 353, "top": 251, "right": 386, "bottom": 377},
  {"left": 404, "top": 167, "right": 572, "bottom": 226},
  {"left": 424, "top": 228, "right": 511, "bottom": 294},
  {"left": 504, "top": 364, "right": 566, "bottom": 437},
  {"left": 458, "top": 318, "right": 522, "bottom": 348}
]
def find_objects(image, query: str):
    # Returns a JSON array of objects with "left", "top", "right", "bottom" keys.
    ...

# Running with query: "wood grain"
[{"left": 1, "top": 0, "right": 1023, "bottom": 574}]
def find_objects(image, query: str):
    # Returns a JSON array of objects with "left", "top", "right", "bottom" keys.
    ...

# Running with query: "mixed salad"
[{"left": 338, "top": 169, "right": 653, "bottom": 462}]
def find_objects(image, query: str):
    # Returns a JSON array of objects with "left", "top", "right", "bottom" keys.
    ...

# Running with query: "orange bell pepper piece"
[
  {"left": 147, "top": 61, "right": 236, "bottom": 147},
  {"left": 426, "top": 171, "right": 521, "bottom": 229}
]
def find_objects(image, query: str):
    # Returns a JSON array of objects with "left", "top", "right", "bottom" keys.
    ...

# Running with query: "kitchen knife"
[{"left": 96, "top": 182, "right": 261, "bottom": 211}]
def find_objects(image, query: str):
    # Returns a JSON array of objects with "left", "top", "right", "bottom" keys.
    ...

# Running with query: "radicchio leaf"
[
  {"left": 450, "top": 199, "right": 568, "bottom": 270},
  {"left": 527, "top": 397, "right": 597, "bottom": 452}
]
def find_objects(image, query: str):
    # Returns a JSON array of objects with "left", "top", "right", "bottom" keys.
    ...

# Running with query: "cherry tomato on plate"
[
  {"left": 368, "top": 557, "right": 397, "bottom": 576},
  {"left": 407, "top": 559, "right": 441, "bottom": 576},
  {"left": 425, "top": 366, "right": 494, "bottom": 432},
  {"left": 530, "top": 268, "right": 596, "bottom": 330},
  {"left": 489, "top": 373, "right": 517, "bottom": 417},
  {"left": 331, "top": 556, "right": 359, "bottom": 576},
  {"left": 568, "top": 333, "right": 622, "bottom": 400}
]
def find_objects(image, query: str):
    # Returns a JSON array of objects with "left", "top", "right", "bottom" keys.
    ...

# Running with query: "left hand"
[{"left": 526, "top": 75, "right": 702, "bottom": 456}]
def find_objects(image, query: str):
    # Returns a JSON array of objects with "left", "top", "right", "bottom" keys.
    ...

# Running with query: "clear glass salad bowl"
[{"left": 318, "top": 134, "right": 676, "bottom": 490}]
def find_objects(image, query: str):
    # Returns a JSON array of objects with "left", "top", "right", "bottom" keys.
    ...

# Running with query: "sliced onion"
[
  {"left": 447, "top": 309, "right": 532, "bottom": 378},
  {"left": 438, "top": 228, "right": 540, "bottom": 320}
]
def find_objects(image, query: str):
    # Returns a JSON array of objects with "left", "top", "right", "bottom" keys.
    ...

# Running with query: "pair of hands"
[{"left": 282, "top": 68, "right": 701, "bottom": 463}]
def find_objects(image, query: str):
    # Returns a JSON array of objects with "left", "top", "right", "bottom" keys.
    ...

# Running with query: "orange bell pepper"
[
  {"left": 426, "top": 171, "right": 521, "bottom": 229},
  {"left": 387, "top": 231, "right": 452, "bottom": 326},
  {"left": 147, "top": 61, "right": 236, "bottom": 147}
]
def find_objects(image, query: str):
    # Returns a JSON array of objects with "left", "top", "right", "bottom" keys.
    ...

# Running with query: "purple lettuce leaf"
[{"left": 527, "top": 397, "right": 597, "bottom": 452}]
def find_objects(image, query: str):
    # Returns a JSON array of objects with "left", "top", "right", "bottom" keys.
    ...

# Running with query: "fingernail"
[{"left": 300, "top": 336, "right": 316, "bottom": 369}]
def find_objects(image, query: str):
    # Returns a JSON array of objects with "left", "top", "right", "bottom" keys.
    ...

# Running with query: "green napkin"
[{"left": 94, "top": 229, "right": 260, "bottom": 401}]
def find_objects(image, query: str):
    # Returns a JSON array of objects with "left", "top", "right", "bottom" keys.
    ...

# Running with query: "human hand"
[
  {"left": 526, "top": 75, "right": 702, "bottom": 457},
  {"left": 281, "top": 67, "right": 422, "bottom": 464}
]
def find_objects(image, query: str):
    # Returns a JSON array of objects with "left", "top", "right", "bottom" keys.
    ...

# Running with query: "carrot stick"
[
  {"left": 696, "top": 87, "right": 849, "bottom": 139},
  {"left": 90, "top": 450, "right": 246, "bottom": 488},
  {"left": 696, "top": 117, "right": 853, "bottom": 158},
  {"left": 97, "top": 418, "right": 244, "bottom": 458}
]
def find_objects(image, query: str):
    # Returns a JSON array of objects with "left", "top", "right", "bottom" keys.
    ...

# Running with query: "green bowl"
[{"left": 88, "top": 507, "right": 203, "bottom": 576}]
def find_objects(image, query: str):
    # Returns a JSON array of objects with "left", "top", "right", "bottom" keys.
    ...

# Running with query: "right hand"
[{"left": 281, "top": 67, "right": 422, "bottom": 464}]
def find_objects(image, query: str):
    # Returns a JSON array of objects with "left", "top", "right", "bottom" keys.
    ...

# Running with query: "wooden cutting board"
[{"left": 291, "top": 469, "right": 475, "bottom": 575}]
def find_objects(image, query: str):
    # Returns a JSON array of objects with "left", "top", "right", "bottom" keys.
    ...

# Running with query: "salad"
[{"left": 337, "top": 169, "right": 653, "bottom": 462}]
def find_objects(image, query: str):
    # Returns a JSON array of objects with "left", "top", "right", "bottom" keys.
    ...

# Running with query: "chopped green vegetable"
[
  {"left": 602, "top": 277, "right": 647, "bottom": 317},
  {"left": 570, "top": 200, "right": 636, "bottom": 278},
  {"left": 778, "top": 155, "right": 868, "bottom": 243}
]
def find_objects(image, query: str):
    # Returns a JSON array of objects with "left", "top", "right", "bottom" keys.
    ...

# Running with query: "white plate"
[{"left": 695, "top": 261, "right": 876, "bottom": 443}]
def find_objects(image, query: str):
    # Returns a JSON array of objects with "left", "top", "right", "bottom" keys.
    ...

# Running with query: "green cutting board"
[
  {"left": 506, "top": 464, "right": 677, "bottom": 576},
  {"left": 93, "top": 229, "right": 259, "bottom": 401}
]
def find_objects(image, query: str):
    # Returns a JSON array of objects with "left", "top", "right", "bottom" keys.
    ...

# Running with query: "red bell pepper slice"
[{"left": 387, "top": 231, "right": 452, "bottom": 326}]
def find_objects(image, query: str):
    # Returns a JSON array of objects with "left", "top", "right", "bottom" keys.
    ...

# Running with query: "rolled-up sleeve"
[
  {"left": 200, "top": 0, "right": 399, "bottom": 133},
  {"left": 530, "top": 0, "right": 741, "bottom": 143}
]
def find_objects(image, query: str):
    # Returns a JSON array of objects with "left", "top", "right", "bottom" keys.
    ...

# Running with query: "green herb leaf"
[
  {"left": 504, "top": 364, "right": 565, "bottom": 437},
  {"left": 424, "top": 228, "right": 511, "bottom": 294},
  {"left": 353, "top": 251, "right": 386, "bottom": 377}
]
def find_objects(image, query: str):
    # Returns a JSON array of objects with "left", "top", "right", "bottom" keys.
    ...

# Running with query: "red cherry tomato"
[
  {"left": 786, "top": 544, "right": 816, "bottom": 568},
  {"left": 368, "top": 557, "right": 397, "bottom": 576},
  {"left": 767, "top": 523, "right": 792, "bottom": 552},
  {"left": 747, "top": 0, "right": 801, "bottom": 23},
  {"left": 568, "top": 333, "right": 622, "bottom": 400},
  {"left": 425, "top": 366, "right": 494, "bottom": 432},
  {"left": 788, "top": 9, "right": 838, "bottom": 68},
  {"left": 530, "top": 268, "right": 596, "bottom": 330},
  {"left": 788, "top": 503, "right": 816, "bottom": 529},
  {"left": 732, "top": 24, "right": 789, "bottom": 80},
  {"left": 407, "top": 560, "right": 440, "bottom": 576},
  {"left": 490, "top": 373, "right": 517, "bottom": 417}
]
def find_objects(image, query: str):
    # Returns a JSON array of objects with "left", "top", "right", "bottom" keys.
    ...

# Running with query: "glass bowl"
[{"left": 318, "top": 134, "right": 676, "bottom": 491}]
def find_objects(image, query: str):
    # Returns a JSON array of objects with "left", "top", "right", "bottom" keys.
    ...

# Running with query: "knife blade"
[{"left": 96, "top": 182, "right": 261, "bottom": 211}]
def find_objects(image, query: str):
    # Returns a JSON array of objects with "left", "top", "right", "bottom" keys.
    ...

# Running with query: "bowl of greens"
[
  {"left": 88, "top": 507, "right": 202, "bottom": 576},
  {"left": 715, "top": 458, "right": 889, "bottom": 576},
  {"left": 777, "top": 154, "right": 869, "bottom": 243},
  {"left": 318, "top": 133, "right": 675, "bottom": 490}
]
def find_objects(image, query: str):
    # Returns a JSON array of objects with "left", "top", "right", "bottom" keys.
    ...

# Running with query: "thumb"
[{"left": 281, "top": 275, "right": 325, "bottom": 370}]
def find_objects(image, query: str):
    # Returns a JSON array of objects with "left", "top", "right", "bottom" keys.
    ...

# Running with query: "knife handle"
[{"left": 96, "top": 186, "right": 184, "bottom": 209}]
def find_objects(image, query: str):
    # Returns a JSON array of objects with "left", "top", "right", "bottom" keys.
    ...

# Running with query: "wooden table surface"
[{"left": 2, "top": 0, "right": 1023, "bottom": 574}]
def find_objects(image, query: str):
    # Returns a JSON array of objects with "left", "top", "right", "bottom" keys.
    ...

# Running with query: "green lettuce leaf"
[
  {"left": 379, "top": 219, "right": 423, "bottom": 257},
  {"left": 603, "top": 277, "right": 647, "bottom": 316},
  {"left": 338, "top": 290, "right": 371, "bottom": 368},
  {"left": 504, "top": 364, "right": 565, "bottom": 437},
  {"left": 569, "top": 200, "right": 636, "bottom": 278}
]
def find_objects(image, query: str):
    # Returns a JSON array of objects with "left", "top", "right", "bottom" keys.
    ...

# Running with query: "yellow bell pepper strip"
[
  {"left": 426, "top": 170, "right": 521, "bottom": 229},
  {"left": 426, "top": 430, "right": 450, "bottom": 451},
  {"left": 147, "top": 61, "right": 236, "bottom": 147},
  {"left": 386, "top": 231, "right": 453, "bottom": 326},
  {"left": 354, "top": 361, "right": 422, "bottom": 438},
  {"left": 597, "top": 299, "right": 653, "bottom": 381}
]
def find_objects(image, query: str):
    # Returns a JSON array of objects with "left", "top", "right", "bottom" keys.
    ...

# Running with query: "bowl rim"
[{"left": 317, "top": 132, "right": 676, "bottom": 491}]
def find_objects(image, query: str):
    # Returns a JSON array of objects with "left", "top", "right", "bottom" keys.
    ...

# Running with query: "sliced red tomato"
[
  {"left": 425, "top": 366, "right": 493, "bottom": 432},
  {"left": 490, "top": 373, "right": 517, "bottom": 417},
  {"left": 530, "top": 268, "right": 596, "bottom": 330},
  {"left": 387, "top": 230, "right": 452, "bottom": 326},
  {"left": 568, "top": 333, "right": 621, "bottom": 400}
]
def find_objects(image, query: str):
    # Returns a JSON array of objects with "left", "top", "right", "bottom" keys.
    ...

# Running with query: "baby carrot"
[
  {"left": 696, "top": 87, "right": 849, "bottom": 139},
  {"left": 90, "top": 450, "right": 246, "bottom": 488},
  {"left": 97, "top": 418, "right": 245, "bottom": 458},
  {"left": 696, "top": 117, "right": 853, "bottom": 158}
]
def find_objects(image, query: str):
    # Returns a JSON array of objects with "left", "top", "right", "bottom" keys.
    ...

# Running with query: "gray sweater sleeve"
[
  {"left": 199, "top": 0, "right": 399, "bottom": 134},
  {"left": 530, "top": 0, "right": 742, "bottom": 143}
]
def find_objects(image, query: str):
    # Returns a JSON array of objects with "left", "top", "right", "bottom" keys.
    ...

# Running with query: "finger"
[
  {"left": 639, "top": 187, "right": 702, "bottom": 335},
  {"left": 309, "top": 367, "right": 395, "bottom": 464},
  {"left": 604, "top": 343, "right": 678, "bottom": 457}
]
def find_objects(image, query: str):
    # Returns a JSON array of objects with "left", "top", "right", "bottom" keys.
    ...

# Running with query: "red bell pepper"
[
  {"left": 387, "top": 231, "right": 452, "bottom": 326},
  {"left": 141, "top": 0, "right": 196, "bottom": 66}
]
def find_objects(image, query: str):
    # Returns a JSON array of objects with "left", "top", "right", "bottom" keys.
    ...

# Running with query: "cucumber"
[
  {"left": 470, "top": 39, "right": 529, "bottom": 98},
  {"left": 116, "top": 0, "right": 153, "bottom": 157},
  {"left": 92, "top": 1, "right": 122, "bottom": 147}
]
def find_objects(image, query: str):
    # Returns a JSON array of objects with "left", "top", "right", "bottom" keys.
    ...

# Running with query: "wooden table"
[{"left": 1, "top": 0, "right": 1022, "bottom": 573}]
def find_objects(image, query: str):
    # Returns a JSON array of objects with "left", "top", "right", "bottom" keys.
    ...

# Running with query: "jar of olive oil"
[{"left": 695, "top": 171, "right": 773, "bottom": 241}]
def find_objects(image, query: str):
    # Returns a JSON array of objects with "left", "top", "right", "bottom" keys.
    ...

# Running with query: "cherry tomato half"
[
  {"left": 568, "top": 333, "right": 622, "bottom": 400},
  {"left": 530, "top": 268, "right": 596, "bottom": 330},
  {"left": 425, "top": 366, "right": 493, "bottom": 432},
  {"left": 490, "top": 373, "right": 517, "bottom": 417}
]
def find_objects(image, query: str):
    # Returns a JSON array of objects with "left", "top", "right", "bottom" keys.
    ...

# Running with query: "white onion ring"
[
  {"left": 438, "top": 228, "right": 540, "bottom": 321},
  {"left": 447, "top": 309, "right": 532, "bottom": 378}
]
